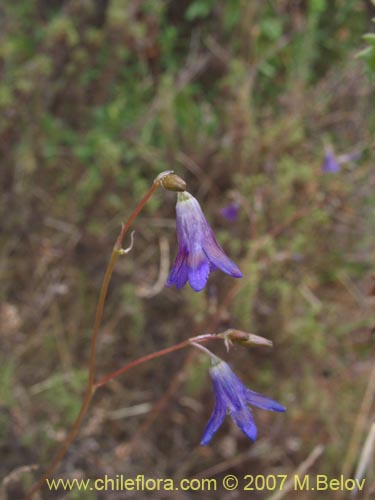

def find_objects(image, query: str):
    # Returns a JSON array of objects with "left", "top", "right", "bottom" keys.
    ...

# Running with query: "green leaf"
[
  {"left": 363, "top": 33, "right": 375, "bottom": 44},
  {"left": 185, "top": 0, "right": 214, "bottom": 21}
]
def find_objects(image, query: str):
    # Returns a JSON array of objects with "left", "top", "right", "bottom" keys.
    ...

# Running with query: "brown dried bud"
[
  {"left": 219, "top": 329, "right": 273, "bottom": 348},
  {"left": 154, "top": 170, "right": 187, "bottom": 192}
]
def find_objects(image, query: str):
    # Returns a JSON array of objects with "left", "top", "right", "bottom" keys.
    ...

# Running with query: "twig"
[
  {"left": 266, "top": 444, "right": 325, "bottom": 500},
  {"left": 24, "top": 181, "right": 160, "bottom": 500},
  {"left": 94, "top": 334, "right": 219, "bottom": 388},
  {"left": 340, "top": 360, "right": 375, "bottom": 483},
  {"left": 136, "top": 236, "right": 170, "bottom": 298},
  {"left": 351, "top": 421, "right": 375, "bottom": 498}
]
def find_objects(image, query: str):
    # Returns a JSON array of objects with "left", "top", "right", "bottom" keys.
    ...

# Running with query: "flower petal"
[
  {"left": 244, "top": 388, "right": 286, "bottom": 412},
  {"left": 167, "top": 248, "right": 189, "bottom": 289},
  {"left": 201, "top": 363, "right": 229, "bottom": 445},
  {"left": 200, "top": 405, "right": 226, "bottom": 446},
  {"left": 187, "top": 250, "right": 210, "bottom": 292},
  {"left": 210, "top": 361, "right": 249, "bottom": 414},
  {"left": 202, "top": 228, "right": 242, "bottom": 278},
  {"left": 231, "top": 407, "right": 257, "bottom": 441},
  {"left": 322, "top": 152, "right": 340, "bottom": 173}
]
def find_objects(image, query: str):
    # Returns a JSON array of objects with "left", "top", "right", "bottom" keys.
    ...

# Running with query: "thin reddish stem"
[
  {"left": 24, "top": 181, "right": 159, "bottom": 500},
  {"left": 94, "top": 334, "right": 218, "bottom": 388},
  {"left": 88, "top": 182, "right": 158, "bottom": 387},
  {"left": 24, "top": 386, "right": 95, "bottom": 500}
]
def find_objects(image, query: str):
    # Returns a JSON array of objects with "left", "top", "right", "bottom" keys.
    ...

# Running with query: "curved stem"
[
  {"left": 89, "top": 182, "right": 159, "bottom": 387},
  {"left": 24, "top": 386, "right": 95, "bottom": 500},
  {"left": 25, "top": 331, "right": 218, "bottom": 499},
  {"left": 94, "top": 334, "right": 218, "bottom": 388},
  {"left": 24, "top": 181, "right": 159, "bottom": 500}
]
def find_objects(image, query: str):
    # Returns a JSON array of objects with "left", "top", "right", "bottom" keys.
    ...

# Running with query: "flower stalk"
[
  {"left": 24, "top": 175, "right": 169, "bottom": 500},
  {"left": 95, "top": 334, "right": 218, "bottom": 388},
  {"left": 24, "top": 171, "right": 278, "bottom": 499}
]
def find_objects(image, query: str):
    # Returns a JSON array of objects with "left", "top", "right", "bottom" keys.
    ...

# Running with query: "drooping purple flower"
[
  {"left": 201, "top": 358, "right": 285, "bottom": 445},
  {"left": 322, "top": 151, "right": 341, "bottom": 173},
  {"left": 219, "top": 202, "right": 240, "bottom": 222},
  {"left": 167, "top": 191, "right": 242, "bottom": 292}
]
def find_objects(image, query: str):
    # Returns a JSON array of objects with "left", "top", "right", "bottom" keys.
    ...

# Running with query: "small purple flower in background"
[
  {"left": 322, "top": 151, "right": 341, "bottom": 173},
  {"left": 337, "top": 151, "right": 362, "bottom": 163},
  {"left": 219, "top": 202, "right": 240, "bottom": 222},
  {"left": 321, "top": 148, "right": 361, "bottom": 174},
  {"left": 201, "top": 357, "right": 285, "bottom": 445},
  {"left": 167, "top": 191, "right": 242, "bottom": 292}
]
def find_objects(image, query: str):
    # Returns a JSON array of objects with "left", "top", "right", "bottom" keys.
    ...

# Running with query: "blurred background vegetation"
[{"left": 0, "top": 0, "right": 374, "bottom": 498}]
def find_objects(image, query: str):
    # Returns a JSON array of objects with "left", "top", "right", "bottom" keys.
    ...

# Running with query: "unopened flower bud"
[
  {"left": 219, "top": 329, "right": 273, "bottom": 348},
  {"left": 154, "top": 171, "right": 187, "bottom": 192}
]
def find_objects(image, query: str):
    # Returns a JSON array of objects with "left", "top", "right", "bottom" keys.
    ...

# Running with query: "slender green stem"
[
  {"left": 94, "top": 334, "right": 218, "bottom": 388},
  {"left": 24, "top": 181, "right": 159, "bottom": 500}
]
